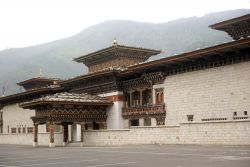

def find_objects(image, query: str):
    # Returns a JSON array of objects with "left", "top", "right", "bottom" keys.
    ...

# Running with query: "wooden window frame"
[{"left": 11, "top": 128, "right": 16, "bottom": 134}]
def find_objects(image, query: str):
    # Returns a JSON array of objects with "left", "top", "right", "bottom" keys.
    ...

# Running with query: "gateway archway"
[{"left": 20, "top": 92, "right": 112, "bottom": 147}]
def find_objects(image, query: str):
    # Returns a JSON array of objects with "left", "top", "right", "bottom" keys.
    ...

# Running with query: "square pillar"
[
  {"left": 80, "top": 123, "right": 85, "bottom": 147},
  {"left": 140, "top": 90, "right": 143, "bottom": 105},
  {"left": 49, "top": 122, "right": 55, "bottom": 147},
  {"left": 33, "top": 123, "right": 38, "bottom": 147},
  {"left": 62, "top": 124, "right": 68, "bottom": 146},
  {"left": 129, "top": 92, "right": 132, "bottom": 107}
]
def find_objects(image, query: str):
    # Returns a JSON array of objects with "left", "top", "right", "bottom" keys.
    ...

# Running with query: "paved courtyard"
[{"left": 0, "top": 144, "right": 250, "bottom": 167}]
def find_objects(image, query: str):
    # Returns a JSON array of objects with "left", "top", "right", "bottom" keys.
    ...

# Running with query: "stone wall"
[
  {"left": 180, "top": 120, "right": 250, "bottom": 145},
  {"left": 1, "top": 121, "right": 249, "bottom": 146},
  {"left": 83, "top": 126, "right": 180, "bottom": 146},
  {"left": 0, "top": 133, "right": 63, "bottom": 146},
  {"left": 83, "top": 121, "right": 250, "bottom": 146}
]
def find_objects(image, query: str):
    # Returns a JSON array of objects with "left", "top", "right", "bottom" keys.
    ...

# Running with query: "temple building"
[{"left": 0, "top": 14, "right": 250, "bottom": 147}]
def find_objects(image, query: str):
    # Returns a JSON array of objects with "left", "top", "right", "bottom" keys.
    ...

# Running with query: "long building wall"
[
  {"left": 82, "top": 121, "right": 250, "bottom": 146},
  {"left": 1, "top": 121, "right": 249, "bottom": 146},
  {"left": 161, "top": 61, "right": 250, "bottom": 126},
  {"left": 179, "top": 120, "right": 250, "bottom": 145}
]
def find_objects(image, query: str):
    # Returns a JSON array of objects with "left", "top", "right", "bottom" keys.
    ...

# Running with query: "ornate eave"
[
  {"left": 210, "top": 14, "right": 250, "bottom": 40},
  {"left": 17, "top": 77, "right": 61, "bottom": 91},
  {"left": 122, "top": 72, "right": 165, "bottom": 90},
  {"left": 60, "top": 70, "right": 118, "bottom": 85},
  {"left": 59, "top": 70, "right": 122, "bottom": 94}
]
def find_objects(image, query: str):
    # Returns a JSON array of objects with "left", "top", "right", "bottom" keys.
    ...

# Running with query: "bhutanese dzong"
[{"left": 0, "top": 14, "right": 250, "bottom": 147}]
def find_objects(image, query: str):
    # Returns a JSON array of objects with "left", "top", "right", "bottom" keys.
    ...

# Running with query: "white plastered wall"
[
  {"left": 1, "top": 103, "right": 35, "bottom": 134},
  {"left": 161, "top": 61, "right": 250, "bottom": 126},
  {"left": 98, "top": 91, "right": 124, "bottom": 129}
]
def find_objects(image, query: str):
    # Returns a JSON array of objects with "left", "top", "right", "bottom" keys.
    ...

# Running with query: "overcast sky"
[{"left": 0, "top": 0, "right": 249, "bottom": 51}]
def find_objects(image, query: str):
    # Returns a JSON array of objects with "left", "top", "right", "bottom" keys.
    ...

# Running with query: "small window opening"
[{"left": 187, "top": 115, "right": 194, "bottom": 122}]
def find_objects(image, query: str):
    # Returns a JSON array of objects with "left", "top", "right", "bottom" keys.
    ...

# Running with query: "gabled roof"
[
  {"left": 209, "top": 14, "right": 250, "bottom": 40},
  {"left": 20, "top": 92, "right": 113, "bottom": 109},
  {"left": 209, "top": 14, "right": 250, "bottom": 30},
  {"left": 0, "top": 86, "right": 63, "bottom": 104},
  {"left": 74, "top": 44, "right": 161, "bottom": 65},
  {"left": 17, "top": 77, "right": 60, "bottom": 86}
]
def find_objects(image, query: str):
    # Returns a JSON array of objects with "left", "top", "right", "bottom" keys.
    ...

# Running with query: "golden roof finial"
[
  {"left": 113, "top": 37, "right": 118, "bottom": 46},
  {"left": 39, "top": 68, "right": 43, "bottom": 77}
]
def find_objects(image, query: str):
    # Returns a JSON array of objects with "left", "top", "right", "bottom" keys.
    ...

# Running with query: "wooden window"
[
  {"left": 23, "top": 127, "right": 26, "bottom": 133},
  {"left": 142, "top": 89, "right": 152, "bottom": 105},
  {"left": 27, "top": 127, "right": 33, "bottom": 133},
  {"left": 187, "top": 115, "right": 194, "bottom": 122},
  {"left": 144, "top": 118, "right": 151, "bottom": 126},
  {"left": 85, "top": 124, "right": 88, "bottom": 130},
  {"left": 124, "top": 92, "right": 130, "bottom": 107},
  {"left": 155, "top": 88, "right": 164, "bottom": 104},
  {"left": 18, "top": 128, "right": 21, "bottom": 133},
  {"left": 11, "top": 128, "right": 16, "bottom": 133},
  {"left": 244, "top": 111, "right": 248, "bottom": 115},
  {"left": 93, "top": 122, "right": 99, "bottom": 130},
  {"left": 130, "top": 119, "right": 139, "bottom": 126},
  {"left": 233, "top": 112, "right": 237, "bottom": 116},
  {"left": 160, "top": 92, "right": 164, "bottom": 103},
  {"left": 132, "top": 91, "right": 140, "bottom": 106}
]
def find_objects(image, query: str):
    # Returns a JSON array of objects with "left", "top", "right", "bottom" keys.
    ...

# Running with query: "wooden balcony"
[{"left": 122, "top": 104, "right": 166, "bottom": 119}]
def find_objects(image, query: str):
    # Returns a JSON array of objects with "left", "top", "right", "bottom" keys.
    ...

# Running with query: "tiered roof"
[
  {"left": 74, "top": 44, "right": 161, "bottom": 65},
  {"left": 17, "top": 77, "right": 61, "bottom": 91}
]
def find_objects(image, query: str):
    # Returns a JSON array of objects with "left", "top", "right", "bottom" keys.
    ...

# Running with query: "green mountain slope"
[{"left": 0, "top": 9, "right": 249, "bottom": 95}]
